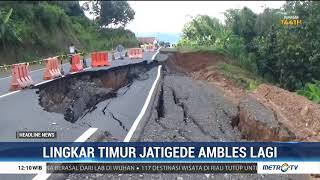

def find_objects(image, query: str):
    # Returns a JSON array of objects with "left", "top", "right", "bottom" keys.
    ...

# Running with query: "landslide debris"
[
  {"left": 138, "top": 71, "right": 241, "bottom": 142},
  {"left": 247, "top": 84, "right": 320, "bottom": 141},
  {"left": 36, "top": 61, "right": 156, "bottom": 123},
  {"left": 158, "top": 50, "right": 320, "bottom": 142},
  {"left": 238, "top": 96, "right": 295, "bottom": 141},
  {"left": 133, "top": 51, "right": 306, "bottom": 180}
]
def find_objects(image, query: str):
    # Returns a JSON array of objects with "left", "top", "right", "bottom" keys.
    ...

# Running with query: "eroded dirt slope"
[
  {"left": 49, "top": 52, "right": 313, "bottom": 180},
  {"left": 162, "top": 51, "right": 320, "bottom": 142}
]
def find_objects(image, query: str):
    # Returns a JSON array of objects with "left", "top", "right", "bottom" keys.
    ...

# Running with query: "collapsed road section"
[
  {"left": 50, "top": 52, "right": 309, "bottom": 180},
  {"left": 139, "top": 74, "right": 241, "bottom": 142},
  {"left": 36, "top": 61, "right": 159, "bottom": 124}
]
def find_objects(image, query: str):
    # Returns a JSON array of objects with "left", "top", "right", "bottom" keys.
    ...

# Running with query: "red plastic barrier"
[
  {"left": 43, "top": 57, "right": 62, "bottom": 80},
  {"left": 70, "top": 54, "right": 83, "bottom": 73},
  {"left": 128, "top": 48, "right": 143, "bottom": 59},
  {"left": 91, "top": 51, "right": 111, "bottom": 67},
  {"left": 9, "top": 63, "right": 34, "bottom": 91}
]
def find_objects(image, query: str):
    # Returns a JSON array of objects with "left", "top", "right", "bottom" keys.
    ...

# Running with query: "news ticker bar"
[
  {"left": 0, "top": 162, "right": 320, "bottom": 174},
  {"left": 1, "top": 142, "right": 320, "bottom": 162}
]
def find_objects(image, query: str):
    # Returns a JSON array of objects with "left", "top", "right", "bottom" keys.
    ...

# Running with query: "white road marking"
[
  {"left": 70, "top": 67, "right": 92, "bottom": 75},
  {"left": 32, "top": 173, "right": 51, "bottom": 180},
  {"left": 28, "top": 67, "right": 46, "bottom": 73},
  {"left": 33, "top": 55, "right": 161, "bottom": 178},
  {"left": 123, "top": 48, "right": 162, "bottom": 141},
  {"left": 124, "top": 65, "right": 162, "bottom": 142},
  {"left": 0, "top": 90, "right": 21, "bottom": 99},
  {"left": 32, "top": 128, "right": 98, "bottom": 180},
  {"left": 0, "top": 76, "right": 11, "bottom": 81},
  {"left": 34, "top": 79, "right": 57, "bottom": 86},
  {"left": 0, "top": 67, "right": 92, "bottom": 98},
  {"left": 151, "top": 47, "right": 161, "bottom": 61},
  {"left": 74, "top": 127, "right": 98, "bottom": 142}
]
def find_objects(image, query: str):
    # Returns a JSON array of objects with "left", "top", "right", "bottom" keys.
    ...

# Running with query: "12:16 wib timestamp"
[{"left": 18, "top": 165, "right": 43, "bottom": 171}]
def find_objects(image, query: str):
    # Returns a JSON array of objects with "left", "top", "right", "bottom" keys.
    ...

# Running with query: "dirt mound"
[
  {"left": 174, "top": 52, "right": 227, "bottom": 71},
  {"left": 238, "top": 95, "right": 295, "bottom": 141},
  {"left": 250, "top": 84, "right": 320, "bottom": 141},
  {"left": 164, "top": 52, "right": 245, "bottom": 105},
  {"left": 163, "top": 51, "right": 320, "bottom": 142}
]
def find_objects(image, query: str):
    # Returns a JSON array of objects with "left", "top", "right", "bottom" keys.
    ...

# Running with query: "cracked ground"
[{"left": 49, "top": 67, "right": 307, "bottom": 180}]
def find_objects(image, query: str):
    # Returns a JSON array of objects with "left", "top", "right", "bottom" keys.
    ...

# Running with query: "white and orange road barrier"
[
  {"left": 43, "top": 57, "right": 62, "bottom": 80},
  {"left": 70, "top": 54, "right": 84, "bottom": 73},
  {"left": 9, "top": 63, "right": 34, "bottom": 91},
  {"left": 91, "top": 51, "right": 111, "bottom": 67},
  {"left": 128, "top": 48, "right": 143, "bottom": 59}
]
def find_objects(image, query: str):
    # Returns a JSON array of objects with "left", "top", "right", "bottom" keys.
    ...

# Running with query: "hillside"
[
  {"left": 0, "top": 1, "right": 138, "bottom": 65},
  {"left": 177, "top": 1, "right": 320, "bottom": 99}
]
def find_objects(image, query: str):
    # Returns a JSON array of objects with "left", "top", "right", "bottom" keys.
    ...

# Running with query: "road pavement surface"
[
  {"left": 0, "top": 50, "right": 307, "bottom": 180},
  {"left": 0, "top": 51, "right": 158, "bottom": 180}
]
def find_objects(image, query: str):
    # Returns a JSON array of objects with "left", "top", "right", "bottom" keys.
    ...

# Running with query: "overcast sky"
[
  {"left": 80, "top": 1, "right": 286, "bottom": 34},
  {"left": 126, "top": 1, "right": 285, "bottom": 34}
]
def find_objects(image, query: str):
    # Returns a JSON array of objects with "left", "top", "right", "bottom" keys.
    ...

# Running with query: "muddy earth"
[{"left": 45, "top": 52, "right": 311, "bottom": 180}]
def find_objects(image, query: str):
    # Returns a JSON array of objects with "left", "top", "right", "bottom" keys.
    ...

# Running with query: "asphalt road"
[
  {"left": 0, "top": 50, "right": 157, "bottom": 141},
  {"left": 0, "top": 50, "right": 158, "bottom": 180},
  {"left": 62, "top": 56, "right": 305, "bottom": 180},
  {"left": 0, "top": 51, "right": 156, "bottom": 97}
]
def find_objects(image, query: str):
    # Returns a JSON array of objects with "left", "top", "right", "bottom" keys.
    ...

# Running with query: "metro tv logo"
[{"left": 263, "top": 163, "right": 298, "bottom": 172}]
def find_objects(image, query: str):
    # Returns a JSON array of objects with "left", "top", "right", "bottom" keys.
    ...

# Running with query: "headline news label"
[{"left": 16, "top": 131, "right": 57, "bottom": 139}]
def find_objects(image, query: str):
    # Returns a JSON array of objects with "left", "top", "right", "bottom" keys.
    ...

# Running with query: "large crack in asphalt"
[
  {"left": 139, "top": 73, "right": 242, "bottom": 142},
  {"left": 36, "top": 61, "right": 157, "bottom": 124},
  {"left": 124, "top": 54, "right": 304, "bottom": 180},
  {"left": 102, "top": 99, "right": 129, "bottom": 132},
  {"left": 49, "top": 54, "right": 307, "bottom": 180}
]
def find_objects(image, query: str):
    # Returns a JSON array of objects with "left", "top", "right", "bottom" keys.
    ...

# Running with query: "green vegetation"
[
  {"left": 297, "top": 80, "right": 320, "bottom": 103},
  {"left": 0, "top": 1, "right": 138, "bottom": 65},
  {"left": 217, "top": 62, "right": 265, "bottom": 91},
  {"left": 178, "top": 1, "right": 320, "bottom": 95},
  {"left": 82, "top": 1, "right": 135, "bottom": 27},
  {"left": 176, "top": 46, "right": 226, "bottom": 55}
]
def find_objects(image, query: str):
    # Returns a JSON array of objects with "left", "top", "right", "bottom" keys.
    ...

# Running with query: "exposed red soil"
[
  {"left": 171, "top": 52, "right": 246, "bottom": 105},
  {"left": 251, "top": 84, "right": 320, "bottom": 141},
  {"left": 169, "top": 52, "right": 320, "bottom": 142},
  {"left": 168, "top": 52, "right": 320, "bottom": 179}
]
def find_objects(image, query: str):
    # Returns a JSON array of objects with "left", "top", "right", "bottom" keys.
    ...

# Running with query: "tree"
[
  {"left": 225, "top": 7, "right": 257, "bottom": 52},
  {"left": 81, "top": 1, "right": 100, "bottom": 19},
  {"left": 180, "top": 15, "right": 225, "bottom": 46},
  {"left": 82, "top": 1, "right": 135, "bottom": 27},
  {"left": 159, "top": 41, "right": 165, "bottom": 46},
  {"left": 254, "top": 8, "right": 282, "bottom": 36},
  {"left": 0, "top": 8, "right": 21, "bottom": 50},
  {"left": 52, "top": 1, "right": 85, "bottom": 17}
]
